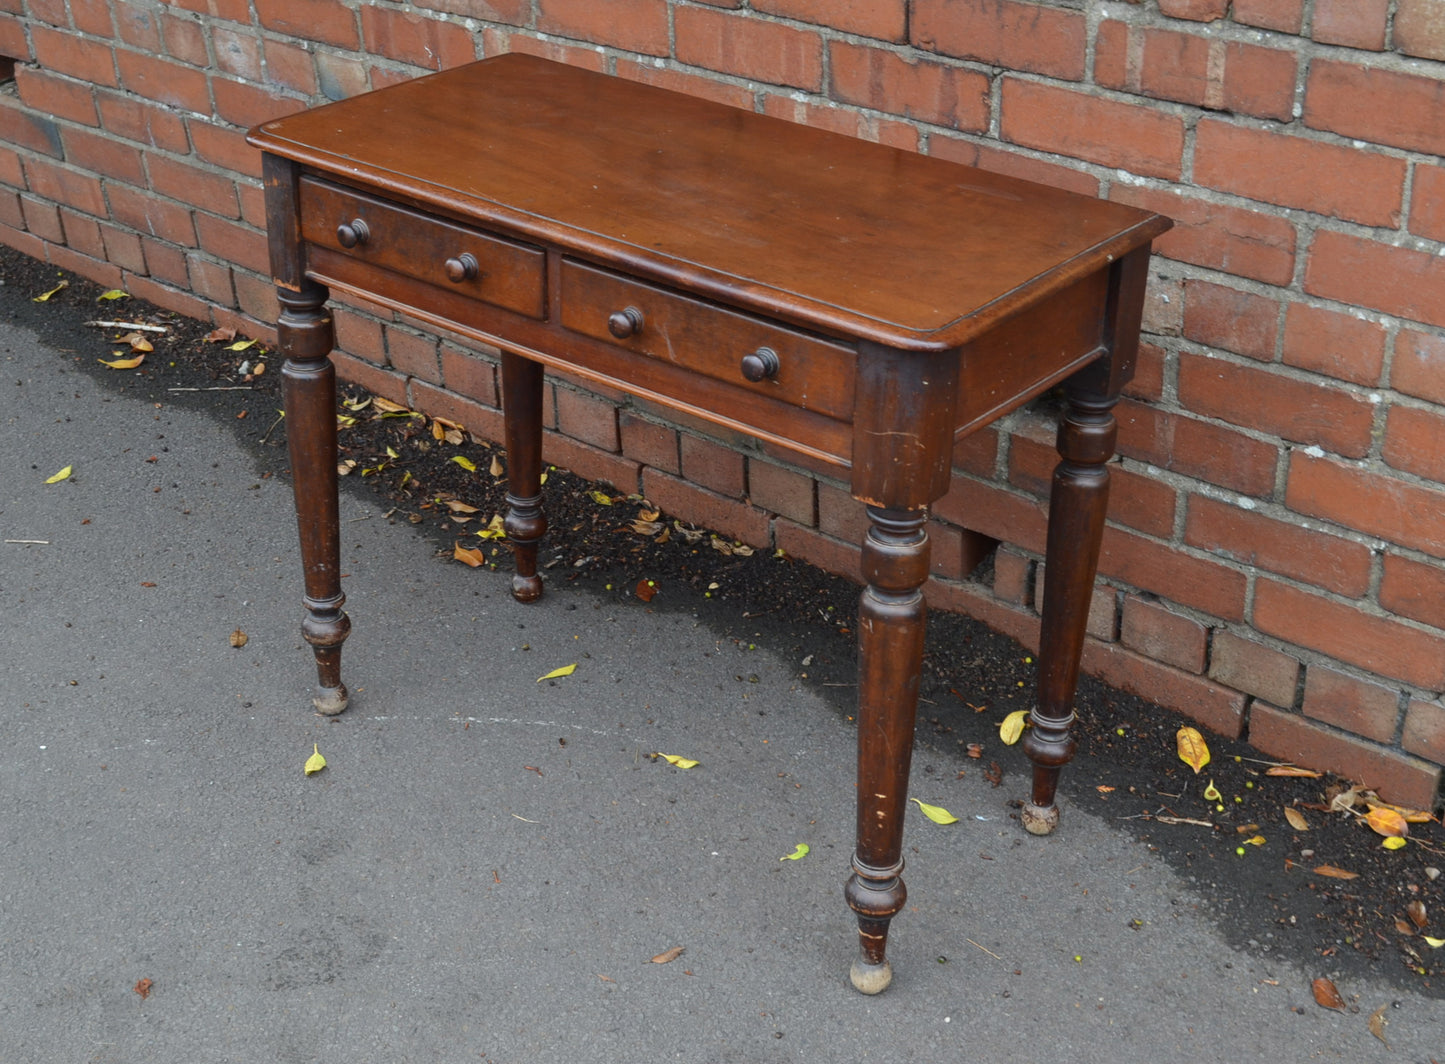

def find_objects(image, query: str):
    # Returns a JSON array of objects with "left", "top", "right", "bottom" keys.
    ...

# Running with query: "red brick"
[
  {"left": 1138, "top": 28, "right": 1213, "bottom": 108},
  {"left": 15, "top": 68, "right": 98, "bottom": 127},
  {"left": 552, "top": 385, "right": 619, "bottom": 452},
  {"left": 382, "top": 327, "right": 441, "bottom": 384},
  {"left": 815, "top": 480, "right": 866, "bottom": 546},
  {"left": 0, "top": 149, "right": 20, "bottom": 189},
  {"left": 1000, "top": 78, "right": 1185, "bottom": 180},
  {"left": 361, "top": 5, "right": 478, "bottom": 69},
  {"left": 63, "top": 133, "right": 147, "bottom": 193},
  {"left": 1185, "top": 495, "right": 1371, "bottom": 597},
  {"left": 829, "top": 42, "right": 989, "bottom": 132},
  {"left": 1305, "top": 59, "right": 1445, "bottom": 155},
  {"left": 641, "top": 467, "right": 771, "bottom": 547},
  {"left": 161, "top": 10, "right": 209, "bottom": 67},
  {"left": 484, "top": 30, "right": 610, "bottom": 72},
  {"left": 675, "top": 7, "right": 824, "bottom": 91},
  {"left": 1288, "top": 451, "right": 1445, "bottom": 558},
  {"left": 1379, "top": 553, "right": 1445, "bottom": 629},
  {"left": 97, "top": 93, "right": 190, "bottom": 153},
  {"left": 1159, "top": 0, "right": 1227, "bottom": 19},
  {"left": 536, "top": 0, "right": 669, "bottom": 55},
  {"left": 1281, "top": 303, "right": 1386, "bottom": 387},
  {"left": 195, "top": 214, "right": 267, "bottom": 273},
  {"left": 116, "top": 50, "right": 210, "bottom": 113},
  {"left": 992, "top": 546, "right": 1031, "bottom": 605},
  {"left": 1194, "top": 121, "right": 1404, "bottom": 228},
  {"left": 775, "top": 518, "right": 861, "bottom": 583},
  {"left": 1100, "top": 525, "right": 1246, "bottom": 621},
  {"left": 1396, "top": 0, "right": 1445, "bottom": 61},
  {"left": 167, "top": 0, "right": 252, "bottom": 20},
  {"left": 613, "top": 60, "right": 755, "bottom": 111},
  {"left": 340, "top": 352, "right": 417, "bottom": 410},
  {"left": 23, "top": 158, "right": 105, "bottom": 217},
  {"left": 1313, "top": 0, "right": 1388, "bottom": 49},
  {"left": 1403, "top": 699, "right": 1445, "bottom": 766},
  {"left": 48, "top": 244, "right": 123, "bottom": 290},
  {"left": 934, "top": 477, "right": 1048, "bottom": 555},
  {"left": 264, "top": 39, "right": 321, "bottom": 97},
  {"left": 439, "top": 345, "right": 499, "bottom": 405},
  {"left": 114, "top": 0, "right": 162, "bottom": 50},
  {"left": 1230, "top": 0, "right": 1304, "bottom": 33},
  {"left": 0, "top": 14, "right": 28, "bottom": 60},
  {"left": 1123, "top": 339, "right": 1164, "bottom": 399},
  {"left": 121, "top": 270, "right": 212, "bottom": 319},
  {"left": 1086, "top": 640, "right": 1247, "bottom": 736},
  {"left": 31, "top": 28, "right": 118, "bottom": 88},
  {"left": 1383, "top": 404, "right": 1445, "bottom": 483},
  {"left": 0, "top": 100, "right": 61, "bottom": 157},
  {"left": 1182, "top": 280, "right": 1279, "bottom": 360},
  {"left": 1256, "top": 578, "right": 1445, "bottom": 690},
  {"left": 1109, "top": 185, "right": 1295, "bottom": 287},
  {"left": 1122, "top": 595, "right": 1206, "bottom": 672},
  {"left": 912, "top": 0, "right": 1085, "bottom": 80},
  {"left": 1095, "top": 26, "right": 1293, "bottom": 122},
  {"left": 188, "top": 254, "right": 235, "bottom": 306},
  {"left": 936, "top": 524, "right": 996, "bottom": 580},
  {"left": 188, "top": 121, "right": 263, "bottom": 179},
  {"left": 1033, "top": 565, "right": 1117, "bottom": 640},
  {"left": 146, "top": 154, "right": 238, "bottom": 218},
  {"left": 20, "top": 196, "right": 62, "bottom": 242},
  {"left": 761, "top": 93, "right": 885, "bottom": 142},
  {"left": 1117, "top": 399, "right": 1278, "bottom": 497},
  {"left": 58, "top": 207, "right": 104, "bottom": 258},
  {"left": 756, "top": 0, "right": 905, "bottom": 42},
  {"left": 1392, "top": 329, "right": 1445, "bottom": 405},
  {"left": 255, "top": 0, "right": 360, "bottom": 50},
  {"left": 951, "top": 426, "right": 998, "bottom": 478},
  {"left": 1409, "top": 163, "right": 1445, "bottom": 243},
  {"left": 212, "top": 25, "right": 262, "bottom": 81},
  {"left": 414, "top": 0, "right": 528, "bottom": 21},
  {"left": 619, "top": 411, "right": 680, "bottom": 474},
  {"left": 748, "top": 460, "right": 815, "bottom": 526},
  {"left": 70, "top": 0, "right": 114, "bottom": 35},
  {"left": 1178, "top": 353, "right": 1374, "bottom": 459},
  {"left": 0, "top": 224, "right": 48, "bottom": 261},
  {"left": 1221, "top": 42, "right": 1298, "bottom": 123},
  {"left": 333, "top": 304, "right": 387, "bottom": 365},
  {"left": 107, "top": 184, "right": 195, "bottom": 246},
  {"left": 1250, "top": 702, "right": 1440, "bottom": 807},
  {"left": 141, "top": 236, "right": 188, "bottom": 286},
  {"left": 1302, "top": 666, "right": 1400, "bottom": 743},
  {"left": 213, "top": 78, "right": 306, "bottom": 129},
  {"left": 315, "top": 51, "right": 370, "bottom": 102},
  {"left": 1209, "top": 632, "right": 1299, "bottom": 708},
  {"left": 1307, "top": 230, "right": 1445, "bottom": 330},
  {"left": 932, "top": 138, "right": 1099, "bottom": 196},
  {"left": 99, "top": 222, "right": 146, "bottom": 274}
]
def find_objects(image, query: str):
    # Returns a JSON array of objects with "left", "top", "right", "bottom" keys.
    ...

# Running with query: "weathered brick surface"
[{"left": 0, "top": 0, "right": 1439, "bottom": 804}]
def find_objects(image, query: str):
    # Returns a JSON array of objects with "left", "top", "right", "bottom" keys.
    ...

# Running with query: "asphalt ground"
[{"left": 2, "top": 311, "right": 1442, "bottom": 1062}]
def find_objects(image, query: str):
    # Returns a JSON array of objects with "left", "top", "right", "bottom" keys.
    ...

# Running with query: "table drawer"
[
  {"left": 559, "top": 259, "right": 854, "bottom": 421},
  {"left": 299, "top": 177, "right": 545, "bottom": 319}
]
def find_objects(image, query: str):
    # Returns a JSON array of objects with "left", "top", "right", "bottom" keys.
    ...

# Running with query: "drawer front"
[
  {"left": 559, "top": 259, "right": 855, "bottom": 421},
  {"left": 299, "top": 177, "right": 545, "bottom": 319}
]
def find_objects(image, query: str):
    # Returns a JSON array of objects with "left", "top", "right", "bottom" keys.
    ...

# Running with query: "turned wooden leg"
[
  {"left": 278, "top": 281, "right": 350, "bottom": 715},
  {"left": 500, "top": 351, "right": 546, "bottom": 603},
  {"left": 844, "top": 507, "right": 929, "bottom": 994},
  {"left": 1021, "top": 381, "right": 1118, "bottom": 834}
]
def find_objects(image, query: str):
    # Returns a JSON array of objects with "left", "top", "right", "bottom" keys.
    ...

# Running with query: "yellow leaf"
[
  {"left": 304, "top": 743, "right": 326, "bottom": 776},
  {"left": 588, "top": 490, "right": 613, "bottom": 505},
  {"left": 1203, "top": 780, "right": 1222, "bottom": 802},
  {"left": 432, "top": 420, "right": 445, "bottom": 441},
  {"left": 1243, "top": 834, "right": 1266, "bottom": 846},
  {"left": 909, "top": 798, "right": 959, "bottom": 824},
  {"left": 1176, "top": 727, "right": 1210, "bottom": 774},
  {"left": 1372, "top": 800, "right": 1434, "bottom": 824},
  {"left": 657, "top": 753, "right": 699, "bottom": 769},
  {"left": 1382, "top": 836, "right": 1407, "bottom": 851},
  {"left": 1365, "top": 806, "right": 1409, "bottom": 838},
  {"left": 120, "top": 332, "right": 153, "bottom": 352},
  {"left": 451, "top": 455, "right": 478, "bottom": 472},
  {"left": 45, "top": 466, "right": 73, "bottom": 484},
  {"left": 342, "top": 396, "right": 372, "bottom": 412},
  {"left": 1424, "top": 936, "right": 1445, "bottom": 948},
  {"left": 98, "top": 353, "right": 145, "bottom": 369},
  {"left": 998, "top": 709, "right": 1028, "bottom": 745},
  {"left": 227, "top": 339, "right": 256, "bottom": 352},
  {"left": 372, "top": 397, "right": 407, "bottom": 413},
  {"left": 96, "top": 288, "right": 128, "bottom": 301},
  {"left": 1284, "top": 806, "right": 1309, "bottom": 832},
  {"left": 536, "top": 663, "right": 577, "bottom": 683},
  {"left": 780, "top": 843, "right": 809, "bottom": 861},
  {"left": 33, "top": 279, "right": 68, "bottom": 302},
  {"left": 453, "top": 543, "right": 485, "bottom": 568}
]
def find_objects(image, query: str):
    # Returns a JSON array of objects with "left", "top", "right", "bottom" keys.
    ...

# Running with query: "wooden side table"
[{"left": 249, "top": 54, "right": 1170, "bottom": 994}]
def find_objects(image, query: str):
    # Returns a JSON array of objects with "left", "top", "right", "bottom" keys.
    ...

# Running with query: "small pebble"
[{"left": 1426, "top": 867, "right": 1441, "bottom": 881}]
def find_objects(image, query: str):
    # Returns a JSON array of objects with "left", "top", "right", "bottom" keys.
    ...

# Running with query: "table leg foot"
[
  {"left": 845, "top": 859, "right": 906, "bottom": 994},
  {"left": 849, "top": 958, "right": 893, "bottom": 996},
  {"left": 505, "top": 491, "right": 545, "bottom": 604},
  {"left": 1021, "top": 801, "right": 1060, "bottom": 836}
]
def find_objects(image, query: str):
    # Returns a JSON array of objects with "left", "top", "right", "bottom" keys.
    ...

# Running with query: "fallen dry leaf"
[
  {"left": 1367, "top": 1003, "right": 1390, "bottom": 1048},
  {"left": 1365, "top": 806, "right": 1409, "bottom": 838},
  {"left": 1284, "top": 806, "right": 1309, "bottom": 832},
  {"left": 98, "top": 353, "right": 145, "bottom": 369},
  {"left": 1176, "top": 726, "right": 1210, "bottom": 774},
  {"left": 983, "top": 761, "right": 1003, "bottom": 787},
  {"left": 490, "top": 454, "right": 504, "bottom": 476},
  {"left": 33, "top": 279, "right": 68, "bottom": 302},
  {"left": 909, "top": 798, "right": 959, "bottom": 824},
  {"left": 133, "top": 977, "right": 152, "bottom": 1000},
  {"left": 965, "top": 743, "right": 983, "bottom": 759},
  {"left": 998, "top": 709, "right": 1028, "bottom": 746},
  {"left": 453, "top": 543, "right": 485, "bottom": 567},
  {"left": 635, "top": 578, "right": 657, "bottom": 602},
  {"left": 204, "top": 327, "right": 236, "bottom": 343},
  {"left": 229, "top": 629, "right": 248, "bottom": 648},
  {"left": 1311, "top": 976, "right": 1345, "bottom": 1011},
  {"left": 1407, "top": 900, "right": 1428, "bottom": 929},
  {"left": 304, "top": 743, "right": 326, "bottom": 776},
  {"left": 1265, "top": 765, "right": 1323, "bottom": 778},
  {"left": 537, "top": 663, "right": 577, "bottom": 683},
  {"left": 1314, "top": 865, "right": 1359, "bottom": 880},
  {"left": 651, "top": 946, "right": 684, "bottom": 964}
]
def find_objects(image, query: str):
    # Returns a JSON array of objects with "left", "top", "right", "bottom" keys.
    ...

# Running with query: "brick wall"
[{"left": 1, "top": 0, "right": 1442, "bottom": 807}]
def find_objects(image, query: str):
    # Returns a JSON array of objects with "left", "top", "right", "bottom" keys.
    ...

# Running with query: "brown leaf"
[
  {"left": 204, "top": 327, "right": 237, "bottom": 343},
  {"left": 1407, "top": 900, "right": 1428, "bottom": 929},
  {"left": 1314, "top": 865, "right": 1359, "bottom": 880},
  {"left": 1396, "top": 917, "right": 1415, "bottom": 935},
  {"left": 965, "top": 743, "right": 983, "bottom": 759},
  {"left": 489, "top": 454, "right": 504, "bottom": 477},
  {"left": 1265, "top": 765, "right": 1324, "bottom": 778},
  {"left": 1365, "top": 806, "right": 1409, "bottom": 838},
  {"left": 1368, "top": 1002, "right": 1390, "bottom": 1048},
  {"left": 229, "top": 629, "right": 248, "bottom": 648},
  {"left": 1311, "top": 977, "right": 1345, "bottom": 1011},
  {"left": 453, "top": 542, "right": 486, "bottom": 568},
  {"left": 650, "top": 946, "right": 684, "bottom": 964},
  {"left": 634, "top": 578, "right": 657, "bottom": 602},
  {"left": 133, "top": 977, "right": 153, "bottom": 1000},
  {"left": 1284, "top": 807, "right": 1309, "bottom": 832},
  {"left": 984, "top": 761, "right": 1002, "bottom": 787}
]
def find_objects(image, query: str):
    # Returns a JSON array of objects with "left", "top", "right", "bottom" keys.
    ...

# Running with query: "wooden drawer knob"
[
  {"left": 740, "top": 346, "right": 780, "bottom": 382},
  {"left": 336, "top": 218, "right": 370, "bottom": 248},
  {"left": 445, "top": 252, "right": 480, "bottom": 283},
  {"left": 607, "top": 306, "right": 644, "bottom": 339}
]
